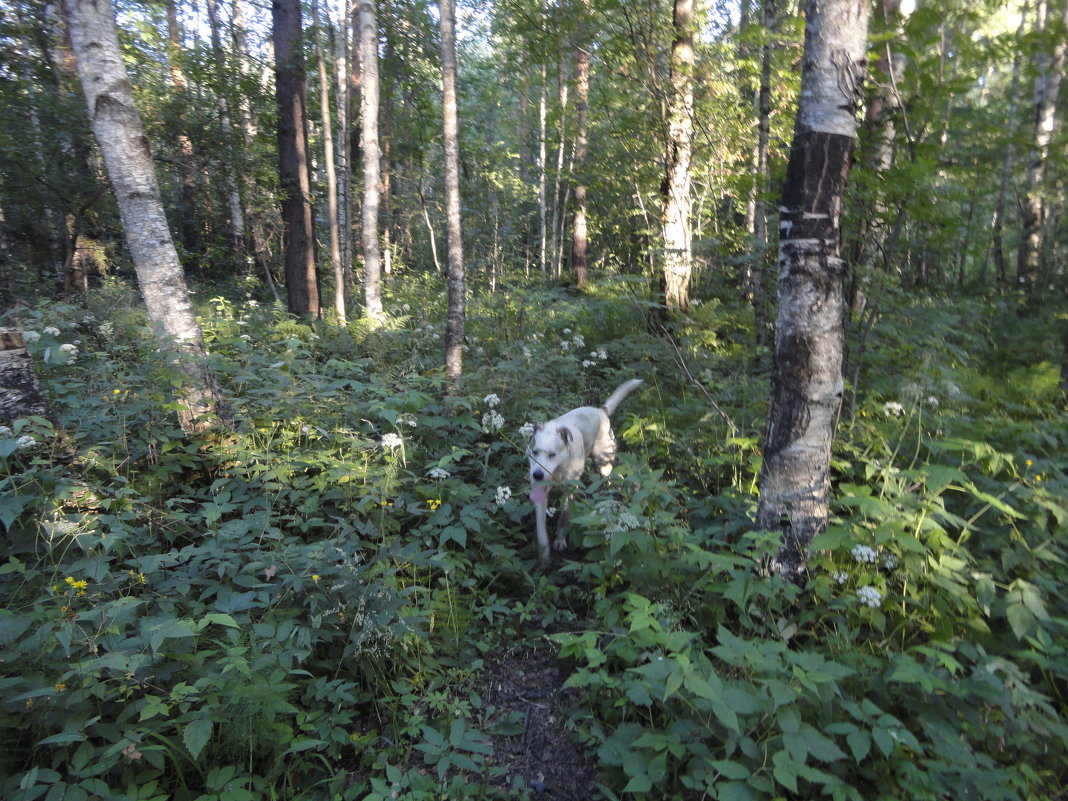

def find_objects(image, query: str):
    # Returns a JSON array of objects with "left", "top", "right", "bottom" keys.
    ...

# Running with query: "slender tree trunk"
[
  {"left": 231, "top": 0, "right": 278, "bottom": 300},
  {"left": 204, "top": 0, "right": 246, "bottom": 257},
  {"left": 538, "top": 64, "right": 548, "bottom": 275},
  {"left": 273, "top": 0, "right": 321, "bottom": 317},
  {"left": 550, "top": 58, "right": 569, "bottom": 281},
  {"left": 756, "top": 0, "right": 871, "bottom": 584},
  {"left": 312, "top": 0, "right": 345, "bottom": 325},
  {"left": 662, "top": 0, "right": 696, "bottom": 313},
  {"left": 750, "top": 0, "right": 775, "bottom": 343},
  {"left": 440, "top": 0, "right": 466, "bottom": 383},
  {"left": 63, "top": 0, "right": 228, "bottom": 434},
  {"left": 334, "top": 1, "right": 352, "bottom": 312},
  {"left": 991, "top": 2, "right": 1028, "bottom": 284},
  {"left": 571, "top": 0, "right": 590, "bottom": 288},
  {"left": 1017, "top": 0, "right": 1066, "bottom": 293},
  {"left": 359, "top": 0, "right": 385, "bottom": 322}
]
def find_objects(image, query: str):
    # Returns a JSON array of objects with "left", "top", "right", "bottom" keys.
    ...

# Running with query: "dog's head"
[{"left": 528, "top": 422, "right": 572, "bottom": 484}]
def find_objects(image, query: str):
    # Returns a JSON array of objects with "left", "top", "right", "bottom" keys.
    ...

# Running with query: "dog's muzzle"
[{"left": 531, "top": 468, "right": 546, "bottom": 481}]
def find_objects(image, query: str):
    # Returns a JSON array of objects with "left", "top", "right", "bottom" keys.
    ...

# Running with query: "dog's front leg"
[
  {"left": 553, "top": 497, "right": 570, "bottom": 552},
  {"left": 534, "top": 498, "right": 551, "bottom": 565}
]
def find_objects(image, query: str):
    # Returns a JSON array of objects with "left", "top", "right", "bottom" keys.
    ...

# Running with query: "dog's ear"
[
  {"left": 532, "top": 422, "right": 544, "bottom": 434},
  {"left": 557, "top": 426, "right": 572, "bottom": 446}
]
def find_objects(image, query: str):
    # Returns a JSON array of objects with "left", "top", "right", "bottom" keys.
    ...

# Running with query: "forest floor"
[{"left": 477, "top": 642, "right": 599, "bottom": 799}]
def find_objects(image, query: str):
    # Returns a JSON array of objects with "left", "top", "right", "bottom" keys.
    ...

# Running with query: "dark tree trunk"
[{"left": 273, "top": 0, "right": 321, "bottom": 318}]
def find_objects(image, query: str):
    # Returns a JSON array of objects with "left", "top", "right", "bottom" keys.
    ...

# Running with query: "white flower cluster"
[
  {"left": 482, "top": 410, "right": 505, "bottom": 433},
  {"left": 883, "top": 401, "right": 905, "bottom": 417},
  {"left": 518, "top": 421, "right": 536, "bottom": 439},
  {"left": 483, "top": 393, "right": 500, "bottom": 408},
  {"left": 832, "top": 570, "right": 849, "bottom": 584},
  {"left": 851, "top": 544, "right": 878, "bottom": 564},
  {"left": 23, "top": 330, "right": 41, "bottom": 344},
  {"left": 396, "top": 413, "right": 417, "bottom": 429},
  {"left": 495, "top": 486, "right": 512, "bottom": 507},
  {"left": 427, "top": 467, "right": 451, "bottom": 480},
  {"left": 0, "top": 427, "right": 37, "bottom": 450},
  {"left": 381, "top": 432, "right": 403, "bottom": 450},
  {"left": 44, "top": 326, "right": 61, "bottom": 336},
  {"left": 597, "top": 499, "right": 642, "bottom": 536},
  {"left": 857, "top": 585, "right": 883, "bottom": 608}
]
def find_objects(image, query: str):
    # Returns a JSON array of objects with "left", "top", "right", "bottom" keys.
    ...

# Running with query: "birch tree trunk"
[
  {"left": 359, "top": 0, "right": 386, "bottom": 322},
  {"left": 312, "top": 0, "right": 345, "bottom": 325},
  {"left": 63, "top": 0, "right": 227, "bottom": 434},
  {"left": 538, "top": 65, "right": 548, "bottom": 275},
  {"left": 273, "top": 0, "right": 321, "bottom": 318},
  {"left": 440, "top": 0, "right": 466, "bottom": 383},
  {"left": 571, "top": 0, "right": 590, "bottom": 289},
  {"left": 662, "top": 0, "right": 695, "bottom": 313},
  {"left": 750, "top": 0, "right": 775, "bottom": 344},
  {"left": 756, "top": 0, "right": 870, "bottom": 584}
]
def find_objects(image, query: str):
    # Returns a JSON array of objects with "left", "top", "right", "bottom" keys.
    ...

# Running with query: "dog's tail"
[{"left": 603, "top": 378, "right": 644, "bottom": 417}]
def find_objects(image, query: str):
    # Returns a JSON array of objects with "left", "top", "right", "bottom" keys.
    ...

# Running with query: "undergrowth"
[{"left": 1, "top": 276, "right": 1066, "bottom": 800}]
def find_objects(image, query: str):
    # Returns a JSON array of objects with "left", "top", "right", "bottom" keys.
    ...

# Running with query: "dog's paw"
[{"left": 553, "top": 537, "right": 567, "bottom": 551}]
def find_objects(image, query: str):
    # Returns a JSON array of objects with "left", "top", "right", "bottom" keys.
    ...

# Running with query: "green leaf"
[
  {"left": 183, "top": 717, "right": 212, "bottom": 760},
  {"left": 772, "top": 749, "right": 800, "bottom": 793},
  {"left": 846, "top": 730, "right": 871, "bottom": 763},
  {"left": 803, "top": 726, "right": 847, "bottom": 762},
  {"left": 623, "top": 774, "right": 652, "bottom": 793}
]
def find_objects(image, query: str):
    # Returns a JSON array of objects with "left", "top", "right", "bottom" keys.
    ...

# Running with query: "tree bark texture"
[
  {"left": 63, "top": 0, "right": 227, "bottom": 434},
  {"left": 359, "top": 0, "right": 385, "bottom": 322},
  {"left": 571, "top": 0, "right": 590, "bottom": 288},
  {"left": 756, "top": 0, "right": 870, "bottom": 584},
  {"left": 0, "top": 329, "right": 50, "bottom": 425},
  {"left": 273, "top": 0, "right": 321, "bottom": 318},
  {"left": 312, "top": 0, "right": 345, "bottom": 325},
  {"left": 440, "top": 0, "right": 466, "bottom": 383},
  {"left": 662, "top": 0, "right": 695, "bottom": 313}
]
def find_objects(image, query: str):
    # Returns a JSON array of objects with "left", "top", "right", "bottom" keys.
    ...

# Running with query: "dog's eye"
[{"left": 546, "top": 452, "right": 556, "bottom": 459}]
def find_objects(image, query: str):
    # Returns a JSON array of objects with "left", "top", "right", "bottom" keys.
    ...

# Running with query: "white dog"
[{"left": 527, "top": 378, "right": 643, "bottom": 565}]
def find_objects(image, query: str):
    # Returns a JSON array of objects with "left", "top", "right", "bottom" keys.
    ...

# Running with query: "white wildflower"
[
  {"left": 483, "top": 393, "right": 501, "bottom": 408},
  {"left": 402, "top": 303, "right": 411, "bottom": 312},
  {"left": 572, "top": 334, "right": 585, "bottom": 349},
  {"left": 482, "top": 410, "right": 505, "bottom": 433},
  {"left": 925, "top": 396, "right": 939, "bottom": 408},
  {"left": 563, "top": 328, "right": 572, "bottom": 335},
  {"left": 518, "top": 422, "right": 536, "bottom": 438},
  {"left": 397, "top": 413, "right": 418, "bottom": 428},
  {"left": 16, "top": 436, "right": 37, "bottom": 450},
  {"left": 832, "top": 570, "right": 849, "bottom": 584},
  {"left": 546, "top": 506, "right": 556, "bottom": 518},
  {"left": 44, "top": 326, "right": 60, "bottom": 336},
  {"left": 23, "top": 330, "right": 40, "bottom": 344},
  {"left": 0, "top": 426, "right": 11, "bottom": 438},
  {"left": 851, "top": 544, "right": 878, "bottom": 564},
  {"left": 59, "top": 343, "right": 78, "bottom": 361},
  {"left": 857, "top": 585, "right": 883, "bottom": 608},
  {"left": 495, "top": 486, "right": 512, "bottom": 507},
  {"left": 246, "top": 299, "right": 259, "bottom": 308},
  {"left": 582, "top": 360, "right": 597, "bottom": 368},
  {"left": 883, "top": 401, "right": 905, "bottom": 417},
  {"left": 428, "top": 467, "right": 451, "bottom": 480},
  {"left": 522, "top": 346, "right": 533, "bottom": 360},
  {"left": 381, "top": 433, "right": 403, "bottom": 450},
  {"left": 882, "top": 553, "right": 899, "bottom": 570},
  {"left": 560, "top": 340, "right": 570, "bottom": 351}
]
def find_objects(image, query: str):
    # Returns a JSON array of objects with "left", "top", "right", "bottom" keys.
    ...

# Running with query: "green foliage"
[{"left": 2, "top": 284, "right": 1067, "bottom": 801}]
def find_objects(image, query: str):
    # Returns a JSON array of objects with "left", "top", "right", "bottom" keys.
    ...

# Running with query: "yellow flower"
[
  {"left": 1025, "top": 459, "right": 1033, "bottom": 468},
  {"left": 428, "top": 499, "right": 441, "bottom": 511},
  {"left": 311, "top": 574, "right": 320, "bottom": 584},
  {"left": 1035, "top": 475, "right": 1043, "bottom": 483},
  {"left": 65, "top": 577, "right": 88, "bottom": 595},
  {"left": 113, "top": 389, "right": 121, "bottom": 395},
  {"left": 54, "top": 683, "right": 67, "bottom": 693}
]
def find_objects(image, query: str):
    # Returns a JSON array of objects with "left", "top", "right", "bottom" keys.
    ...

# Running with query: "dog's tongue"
[{"left": 529, "top": 484, "right": 549, "bottom": 506}]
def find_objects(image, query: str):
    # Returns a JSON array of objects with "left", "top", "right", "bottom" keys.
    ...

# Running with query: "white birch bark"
[
  {"left": 662, "top": 0, "right": 695, "bottom": 313},
  {"left": 440, "top": 0, "right": 466, "bottom": 383},
  {"left": 63, "top": 0, "right": 226, "bottom": 434},
  {"left": 359, "top": 0, "right": 385, "bottom": 322},
  {"left": 756, "top": 0, "right": 871, "bottom": 583}
]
